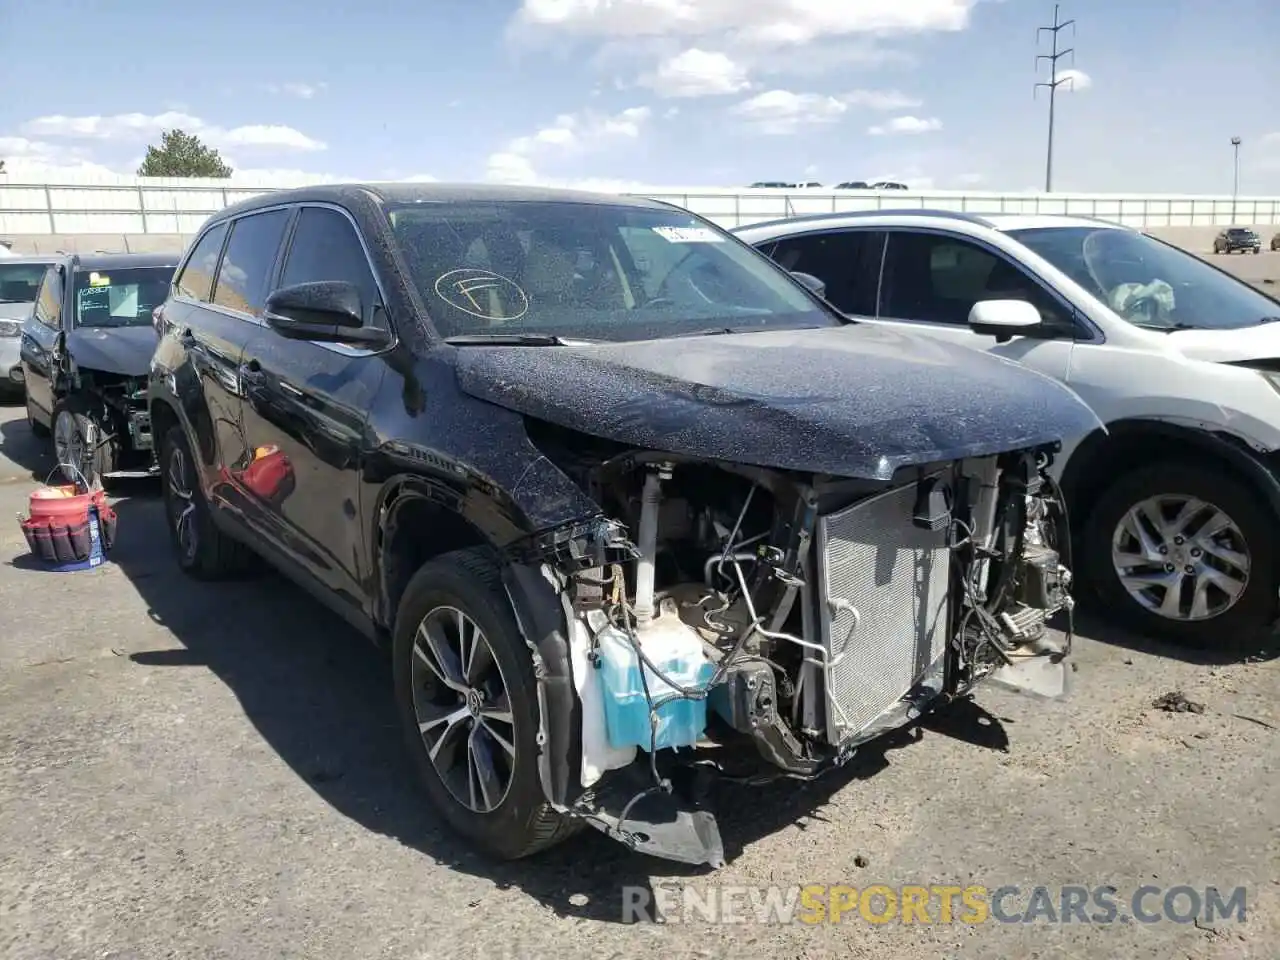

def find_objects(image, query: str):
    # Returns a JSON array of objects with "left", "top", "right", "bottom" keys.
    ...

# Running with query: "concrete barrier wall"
[{"left": 4, "top": 225, "right": 1276, "bottom": 258}]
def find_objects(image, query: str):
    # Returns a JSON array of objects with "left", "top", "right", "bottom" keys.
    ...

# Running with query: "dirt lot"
[{"left": 2, "top": 261, "right": 1279, "bottom": 958}]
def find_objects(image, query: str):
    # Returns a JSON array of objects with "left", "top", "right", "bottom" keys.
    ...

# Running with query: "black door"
[
  {"left": 160, "top": 210, "right": 292, "bottom": 511},
  {"left": 238, "top": 204, "right": 390, "bottom": 614},
  {"left": 20, "top": 264, "right": 66, "bottom": 424}
]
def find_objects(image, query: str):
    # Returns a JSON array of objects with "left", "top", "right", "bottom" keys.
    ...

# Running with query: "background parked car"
[
  {"left": 1271, "top": 232, "right": 1280, "bottom": 252},
  {"left": 0, "top": 255, "right": 57, "bottom": 398},
  {"left": 736, "top": 209, "right": 1280, "bottom": 649},
  {"left": 20, "top": 252, "right": 178, "bottom": 486},
  {"left": 834, "top": 181, "right": 871, "bottom": 189},
  {"left": 1213, "top": 228, "right": 1261, "bottom": 254},
  {"left": 871, "top": 181, "right": 909, "bottom": 190}
]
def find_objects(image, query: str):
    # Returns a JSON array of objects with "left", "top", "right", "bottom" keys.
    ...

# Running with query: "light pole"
[{"left": 1231, "top": 136, "right": 1241, "bottom": 225}]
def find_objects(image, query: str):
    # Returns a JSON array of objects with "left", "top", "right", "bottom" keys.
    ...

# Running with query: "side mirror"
[
  {"left": 264, "top": 281, "right": 386, "bottom": 345},
  {"left": 790, "top": 270, "right": 827, "bottom": 299},
  {"left": 968, "top": 299, "right": 1043, "bottom": 342}
]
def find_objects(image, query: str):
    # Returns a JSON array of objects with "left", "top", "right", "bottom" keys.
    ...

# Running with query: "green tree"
[{"left": 137, "top": 129, "right": 232, "bottom": 178}]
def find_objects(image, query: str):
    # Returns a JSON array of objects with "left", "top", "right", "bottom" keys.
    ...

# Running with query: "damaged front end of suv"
[{"left": 448, "top": 326, "right": 1100, "bottom": 868}]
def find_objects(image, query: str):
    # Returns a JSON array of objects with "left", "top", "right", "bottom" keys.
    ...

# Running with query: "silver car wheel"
[
  {"left": 1111, "top": 493, "right": 1250, "bottom": 621},
  {"left": 410, "top": 605, "right": 517, "bottom": 814},
  {"left": 53, "top": 410, "right": 85, "bottom": 480}
]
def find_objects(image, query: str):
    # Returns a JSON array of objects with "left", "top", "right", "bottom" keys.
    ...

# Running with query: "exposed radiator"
[{"left": 815, "top": 480, "right": 953, "bottom": 745}]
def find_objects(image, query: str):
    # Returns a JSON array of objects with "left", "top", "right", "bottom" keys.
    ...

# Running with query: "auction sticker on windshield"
[{"left": 652, "top": 226, "right": 723, "bottom": 243}]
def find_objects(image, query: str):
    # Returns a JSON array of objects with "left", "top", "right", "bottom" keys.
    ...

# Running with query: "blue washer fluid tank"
[{"left": 594, "top": 606, "right": 715, "bottom": 752}]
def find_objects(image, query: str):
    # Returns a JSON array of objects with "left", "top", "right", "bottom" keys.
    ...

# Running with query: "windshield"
[
  {"left": 73, "top": 266, "right": 173, "bottom": 329},
  {"left": 384, "top": 200, "right": 837, "bottom": 341},
  {"left": 1007, "top": 226, "right": 1280, "bottom": 331},
  {"left": 0, "top": 262, "right": 50, "bottom": 304}
]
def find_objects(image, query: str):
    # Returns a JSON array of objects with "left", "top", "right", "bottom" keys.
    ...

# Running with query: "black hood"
[
  {"left": 65, "top": 325, "right": 157, "bottom": 377},
  {"left": 453, "top": 324, "right": 1103, "bottom": 481}
]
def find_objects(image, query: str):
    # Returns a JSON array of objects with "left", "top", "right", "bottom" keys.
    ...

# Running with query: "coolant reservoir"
[{"left": 595, "top": 598, "right": 715, "bottom": 752}]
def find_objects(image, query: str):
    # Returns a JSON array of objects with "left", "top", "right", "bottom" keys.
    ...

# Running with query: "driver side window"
[{"left": 879, "top": 231, "right": 1074, "bottom": 332}]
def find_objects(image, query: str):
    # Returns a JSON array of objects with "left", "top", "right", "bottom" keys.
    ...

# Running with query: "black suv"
[
  {"left": 149, "top": 183, "right": 1099, "bottom": 866},
  {"left": 1213, "top": 228, "right": 1261, "bottom": 254},
  {"left": 21, "top": 252, "right": 178, "bottom": 484}
]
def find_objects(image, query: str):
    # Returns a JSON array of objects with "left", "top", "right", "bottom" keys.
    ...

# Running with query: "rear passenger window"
[
  {"left": 764, "top": 230, "right": 884, "bottom": 316},
  {"left": 213, "top": 210, "right": 290, "bottom": 315},
  {"left": 175, "top": 222, "right": 227, "bottom": 302},
  {"left": 278, "top": 207, "right": 381, "bottom": 325}
]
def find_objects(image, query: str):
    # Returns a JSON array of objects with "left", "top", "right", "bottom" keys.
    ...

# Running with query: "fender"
[
  {"left": 1060, "top": 418, "right": 1280, "bottom": 526},
  {"left": 501, "top": 561, "right": 584, "bottom": 812}
]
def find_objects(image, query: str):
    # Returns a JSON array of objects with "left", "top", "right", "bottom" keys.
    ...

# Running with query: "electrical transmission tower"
[{"left": 1034, "top": 3, "right": 1076, "bottom": 192}]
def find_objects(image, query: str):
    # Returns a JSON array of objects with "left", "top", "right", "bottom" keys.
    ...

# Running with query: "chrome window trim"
[
  {"left": 169, "top": 201, "right": 399, "bottom": 359},
  {"left": 752, "top": 222, "right": 1105, "bottom": 345}
]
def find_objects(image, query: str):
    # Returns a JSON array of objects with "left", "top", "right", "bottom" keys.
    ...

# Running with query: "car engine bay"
[{"left": 522, "top": 419, "right": 1075, "bottom": 865}]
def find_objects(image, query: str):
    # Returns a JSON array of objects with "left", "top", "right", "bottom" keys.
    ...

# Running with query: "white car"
[{"left": 734, "top": 210, "right": 1280, "bottom": 649}]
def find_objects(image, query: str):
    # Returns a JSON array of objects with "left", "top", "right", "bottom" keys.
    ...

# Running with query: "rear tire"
[
  {"left": 158, "top": 425, "right": 255, "bottom": 579},
  {"left": 1081, "top": 461, "right": 1276, "bottom": 649},
  {"left": 391, "top": 546, "right": 576, "bottom": 860}
]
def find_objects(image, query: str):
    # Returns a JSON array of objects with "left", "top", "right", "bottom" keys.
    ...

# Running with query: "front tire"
[
  {"left": 158, "top": 425, "right": 255, "bottom": 579},
  {"left": 1081, "top": 461, "right": 1276, "bottom": 648},
  {"left": 392, "top": 547, "right": 575, "bottom": 860},
  {"left": 51, "top": 397, "right": 115, "bottom": 487}
]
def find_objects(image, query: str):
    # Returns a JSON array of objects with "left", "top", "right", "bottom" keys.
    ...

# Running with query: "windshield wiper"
[
  {"left": 1130, "top": 321, "right": 1198, "bottom": 332},
  {"left": 444, "top": 333, "right": 567, "bottom": 346}
]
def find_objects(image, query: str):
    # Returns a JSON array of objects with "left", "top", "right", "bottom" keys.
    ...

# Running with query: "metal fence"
[{"left": 2, "top": 177, "right": 1280, "bottom": 236}]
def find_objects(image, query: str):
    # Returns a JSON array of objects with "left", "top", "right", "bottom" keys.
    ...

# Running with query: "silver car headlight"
[{"left": 0, "top": 319, "right": 21, "bottom": 338}]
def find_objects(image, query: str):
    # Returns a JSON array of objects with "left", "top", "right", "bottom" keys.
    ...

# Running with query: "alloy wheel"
[
  {"left": 410, "top": 605, "right": 517, "bottom": 814},
  {"left": 1111, "top": 494, "right": 1250, "bottom": 621},
  {"left": 53, "top": 410, "right": 85, "bottom": 479},
  {"left": 165, "top": 443, "right": 198, "bottom": 562}
]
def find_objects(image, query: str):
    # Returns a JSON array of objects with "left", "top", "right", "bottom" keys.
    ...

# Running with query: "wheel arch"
[
  {"left": 373, "top": 475, "right": 588, "bottom": 810},
  {"left": 1060, "top": 418, "right": 1280, "bottom": 537}
]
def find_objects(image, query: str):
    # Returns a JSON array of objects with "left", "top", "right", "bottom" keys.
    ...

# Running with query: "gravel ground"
[{"left": 2, "top": 308, "right": 1279, "bottom": 960}]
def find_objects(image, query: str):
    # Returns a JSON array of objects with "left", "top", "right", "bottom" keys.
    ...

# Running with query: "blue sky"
[{"left": 1, "top": 0, "right": 1278, "bottom": 194}]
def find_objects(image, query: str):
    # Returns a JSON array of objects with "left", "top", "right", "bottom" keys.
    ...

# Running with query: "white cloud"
[
  {"left": 841, "top": 89, "right": 922, "bottom": 111},
  {"left": 956, "top": 172, "right": 985, "bottom": 185},
  {"left": 868, "top": 115, "right": 943, "bottom": 136},
  {"left": 1262, "top": 132, "right": 1280, "bottom": 145},
  {"left": 513, "top": 0, "right": 977, "bottom": 47},
  {"left": 19, "top": 111, "right": 326, "bottom": 152},
  {"left": 265, "top": 81, "right": 327, "bottom": 99},
  {"left": 729, "top": 90, "right": 849, "bottom": 134},
  {"left": 1052, "top": 68, "right": 1091, "bottom": 92},
  {"left": 217, "top": 124, "right": 326, "bottom": 151},
  {"left": 728, "top": 88, "right": 926, "bottom": 135},
  {"left": 640, "top": 48, "right": 751, "bottom": 97},
  {"left": 487, "top": 105, "right": 652, "bottom": 183}
]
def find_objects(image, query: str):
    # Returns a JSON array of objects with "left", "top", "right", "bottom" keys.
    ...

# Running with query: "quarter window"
[
  {"left": 278, "top": 207, "right": 381, "bottom": 325},
  {"left": 212, "top": 209, "right": 291, "bottom": 316},
  {"left": 175, "top": 222, "right": 228, "bottom": 302},
  {"left": 763, "top": 230, "right": 884, "bottom": 316},
  {"left": 879, "top": 231, "right": 1070, "bottom": 329}
]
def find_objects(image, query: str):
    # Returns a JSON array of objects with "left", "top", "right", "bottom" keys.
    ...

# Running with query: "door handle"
[{"left": 278, "top": 380, "right": 304, "bottom": 398}]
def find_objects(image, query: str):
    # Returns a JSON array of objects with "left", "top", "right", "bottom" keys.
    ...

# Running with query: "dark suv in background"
[
  {"left": 1213, "top": 227, "right": 1261, "bottom": 254},
  {"left": 21, "top": 252, "right": 178, "bottom": 484},
  {"left": 148, "top": 183, "right": 1098, "bottom": 867}
]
